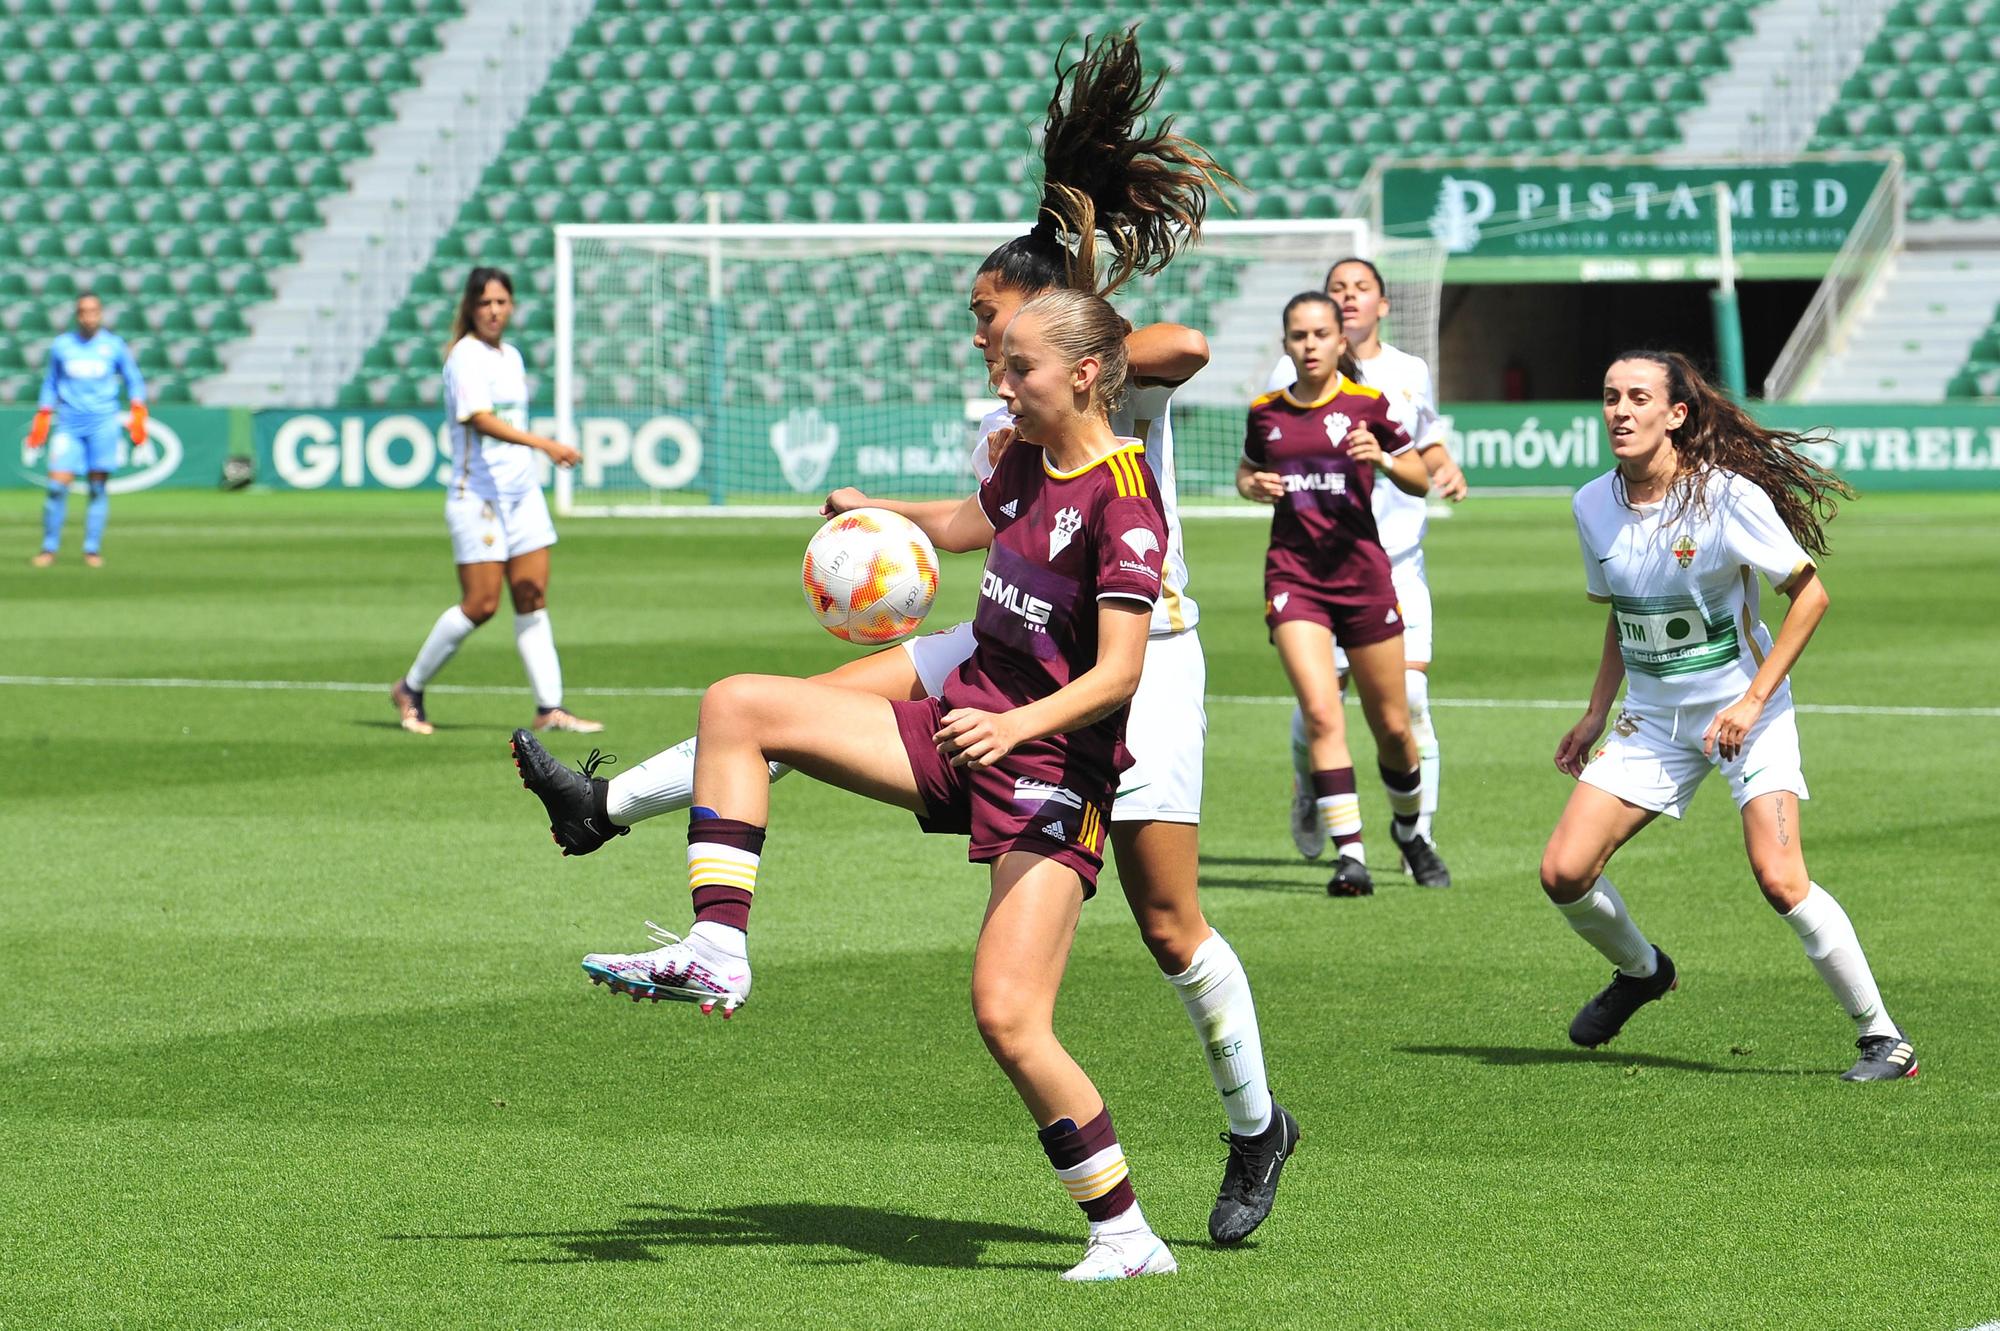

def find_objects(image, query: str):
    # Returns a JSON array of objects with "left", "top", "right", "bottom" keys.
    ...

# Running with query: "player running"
[
  {"left": 511, "top": 30, "right": 1299, "bottom": 1247},
  {"left": 388, "top": 266, "right": 600, "bottom": 736},
  {"left": 25, "top": 293, "right": 145, "bottom": 568},
  {"left": 1264, "top": 258, "right": 1465, "bottom": 874},
  {"left": 567, "top": 292, "right": 1181, "bottom": 1280},
  {"left": 1542, "top": 350, "right": 1916, "bottom": 1082},
  {"left": 1239, "top": 292, "right": 1446, "bottom": 897}
]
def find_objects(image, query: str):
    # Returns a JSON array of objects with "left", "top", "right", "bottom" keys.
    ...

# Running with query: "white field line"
[{"left": 0, "top": 674, "right": 1995, "bottom": 719}]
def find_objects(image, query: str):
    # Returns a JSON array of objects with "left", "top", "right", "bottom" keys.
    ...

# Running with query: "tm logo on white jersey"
[
  {"left": 1322, "top": 412, "right": 1353, "bottom": 447},
  {"left": 1049, "top": 506, "right": 1083, "bottom": 559},
  {"left": 999, "top": 498, "right": 1019, "bottom": 518},
  {"left": 980, "top": 568, "right": 1052, "bottom": 627},
  {"left": 1120, "top": 528, "right": 1159, "bottom": 559}
]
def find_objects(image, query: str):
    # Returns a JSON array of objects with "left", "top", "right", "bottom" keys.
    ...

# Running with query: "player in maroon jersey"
[
  {"left": 1239, "top": 291, "right": 1450, "bottom": 895},
  {"left": 573, "top": 289, "right": 1179, "bottom": 1281}
]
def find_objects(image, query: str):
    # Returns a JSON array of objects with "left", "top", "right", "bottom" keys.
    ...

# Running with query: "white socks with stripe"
[
  {"left": 1407, "top": 668, "right": 1440, "bottom": 838},
  {"left": 406, "top": 605, "right": 478, "bottom": 691},
  {"left": 1784, "top": 883, "right": 1898, "bottom": 1039},
  {"left": 1554, "top": 877, "right": 1658, "bottom": 977},
  {"left": 1165, "top": 931, "right": 1273, "bottom": 1138},
  {"left": 513, "top": 609, "right": 563, "bottom": 710},
  {"left": 607, "top": 735, "right": 792, "bottom": 826}
]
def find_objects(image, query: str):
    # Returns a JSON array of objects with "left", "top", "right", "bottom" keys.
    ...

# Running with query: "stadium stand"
[
  {"left": 0, "top": 0, "right": 458, "bottom": 405},
  {"left": 345, "top": 0, "right": 1764, "bottom": 408}
]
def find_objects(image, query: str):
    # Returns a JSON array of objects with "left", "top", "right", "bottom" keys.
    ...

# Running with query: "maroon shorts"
[
  {"left": 1265, "top": 581, "right": 1405, "bottom": 650},
  {"left": 890, "top": 696, "right": 1112, "bottom": 896}
]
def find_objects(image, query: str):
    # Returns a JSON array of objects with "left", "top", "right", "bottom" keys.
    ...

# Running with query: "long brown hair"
[
  {"left": 976, "top": 27, "right": 1233, "bottom": 299},
  {"left": 1282, "top": 291, "right": 1361, "bottom": 386},
  {"left": 1611, "top": 350, "right": 1852, "bottom": 558},
  {"left": 444, "top": 266, "right": 513, "bottom": 362}
]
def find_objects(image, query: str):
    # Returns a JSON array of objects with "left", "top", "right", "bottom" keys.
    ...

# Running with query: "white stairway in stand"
[
  {"left": 1798, "top": 249, "right": 2000, "bottom": 402},
  {"left": 199, "top": 0, "right": 591, "bottom": 408},
  {"left": 1676, "top": 0, "right": 1893, "bottom": 159}
]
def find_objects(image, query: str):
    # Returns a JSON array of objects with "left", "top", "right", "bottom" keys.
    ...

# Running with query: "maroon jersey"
[
  {"left": 1242, "top": 375, "right": 1414, "bottom": 600},
  {"left": 944, "top": 437, "right": 1169, "bottom": 781}
]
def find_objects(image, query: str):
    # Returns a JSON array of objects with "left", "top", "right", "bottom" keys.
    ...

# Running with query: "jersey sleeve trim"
[
  {"left": 1772, "top": 558, "right": 1813, "bottom": 593},
  {"left": 1586, "top": 592, "right": 1612, "bottom": 604},
  {"left": 1096, "top": 590, "right": 1157, "bottom": 607}
]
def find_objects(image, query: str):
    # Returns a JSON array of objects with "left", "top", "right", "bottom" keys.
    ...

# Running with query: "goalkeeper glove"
[
  {"left": 128, "top": 402, "right": 147, "bottom": 446},
  {"left": 26, "top": 408, "right": 52, "bottom": 451}
]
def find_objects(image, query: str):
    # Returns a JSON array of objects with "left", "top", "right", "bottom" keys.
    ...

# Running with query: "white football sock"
[
  {"left": 607, "top": 734, "right": 792, "bottom": 825},
  {"left": 405, "top": 605, "right": 478, "bottom": 691},
  {"left": 1087, "top": 1196, "right": 1151, "bottom": 1241},
  {"left": 1407, "top": 668, "right": 1440, "bottom": 838},
  {"left": 513, "top": 609, "right": 563, "bottom": 710},
  {"left": 688, "top": 919, "right": 749, "bottom": 960},
  {"left": 1554, "top": 876, "right": 1657, "bottom": 977},
  {"left": 1784, "top": 883, "right": 1897, "bottom": 1039},
  {"left": 1165, "top": 931, "right": 1273, "bottom": 1137},
  {"left": 1288, "top": 704, "right": 1311, "bottom": 787}
]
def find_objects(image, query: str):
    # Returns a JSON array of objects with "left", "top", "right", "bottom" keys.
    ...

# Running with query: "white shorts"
[
  {"left": 903, "top": 621, "right": 1206, "bottom": 824},
  {"left": 1580, "top": 694, "right": 1808, "bottom": 820},
  {"left": 447, "top": 488, "right": 557, "bottom": 565},
  {"left": 1335, "top": 550, "right": 1432, "bottom": 671}
]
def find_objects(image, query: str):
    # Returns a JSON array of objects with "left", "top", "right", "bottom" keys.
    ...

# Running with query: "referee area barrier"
[{"left": 5, "top": 403, "right": 2000, "bottom": 496}]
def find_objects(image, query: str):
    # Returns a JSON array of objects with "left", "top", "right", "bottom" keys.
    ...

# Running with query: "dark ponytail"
[
  {"left": 1611, "top": 350, "right": 1853, "bottom": 558},
  {"left": 1282, "top": 291, "right": 1360, "bottom": 385},
  {"left": 975, "top": 27, "right": 1232, "bottom": 300},
  {"left": 445, "top": 266, "right": 512, "bottom": 363}
]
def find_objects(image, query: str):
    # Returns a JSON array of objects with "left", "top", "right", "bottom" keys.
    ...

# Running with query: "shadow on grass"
[
  {"left": 1398, "top": 1043, "right": 1823, "bottom": 1077},
  {"left": 388, "top": 1201, "right": 1074, "bottom": 1271},
  {"left": 1199, "top": 855, "right": 1316, "bottom": 869},
  {"left": 1198, "top": 874, "right": 1328, "bottom": 895}
]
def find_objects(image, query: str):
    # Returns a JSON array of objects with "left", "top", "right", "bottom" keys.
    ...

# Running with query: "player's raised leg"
[
  {"left": 1541, "top": 781, "right": 1675, "bottom": 1047},
  {"left": 1742, "top": 791, "right": 1916, "bottom": 1080}
]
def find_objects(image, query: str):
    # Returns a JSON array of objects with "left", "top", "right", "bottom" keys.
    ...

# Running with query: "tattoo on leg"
[{"left": 1775, "top": 795, "right": 1788, "bottom": 847}]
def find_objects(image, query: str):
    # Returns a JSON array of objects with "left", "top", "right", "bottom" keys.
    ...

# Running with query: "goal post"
[{"left": 551, "top": 219, "right": 1438, "bottom": 517}]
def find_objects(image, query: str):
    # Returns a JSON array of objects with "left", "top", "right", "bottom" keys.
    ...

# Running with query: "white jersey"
[
  {"left": 970, "top": 385, "right": 1197, "bottom": 635},
  {"left": 444, "top": 335, "right": 538, "bottom": 500},
  {"left": 1573, "top": 468, "right": 1814, "bottom": 713},
  {"left": 1266, "top": 343, "right": 1443, "bottom": 563}
]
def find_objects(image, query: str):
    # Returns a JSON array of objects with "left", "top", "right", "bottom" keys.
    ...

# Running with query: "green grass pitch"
[{"left": 3, "top": 490, "right": 1997, "bottom": 1330}]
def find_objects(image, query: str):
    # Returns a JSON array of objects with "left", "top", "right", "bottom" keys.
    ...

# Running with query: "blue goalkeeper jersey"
[{"left": 38, "top": 330, "right": 146, "bottom": 429}]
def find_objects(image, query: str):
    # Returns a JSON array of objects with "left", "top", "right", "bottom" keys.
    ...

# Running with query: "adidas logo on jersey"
[
  {"left": 1267, "top": 425, "right": 1282, "bottom": 441},
  {"left": 999, "top": 499, "right": 1019, "bottom": 518},
  {"left": 1386, "top": 608, "right": 1399, "bottom": 624},
  {"left": 1041, "top": 820, "right": 1069, "bottom": 841}
]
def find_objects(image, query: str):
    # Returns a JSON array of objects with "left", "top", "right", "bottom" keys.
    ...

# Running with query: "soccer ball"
[{"left": 801, "top": 507, "right": 940, "bottom": 644}]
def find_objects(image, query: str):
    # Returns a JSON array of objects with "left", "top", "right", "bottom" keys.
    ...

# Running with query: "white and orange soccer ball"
[{"left": 801, "top": 507, "right": 940, "bottom": 644}]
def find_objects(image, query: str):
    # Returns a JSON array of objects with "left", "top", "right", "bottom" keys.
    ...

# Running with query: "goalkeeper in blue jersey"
[{"left": 26, "top": 293, "right": 146, "bottom": 568}]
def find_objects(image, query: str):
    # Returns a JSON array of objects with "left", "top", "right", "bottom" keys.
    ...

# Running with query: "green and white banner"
[
  {"left": 3, "top": 406, "right": 239, "bottom": 491},
  {"left": 1378, "top": 157, "right": 1893, "bottom": 282}
]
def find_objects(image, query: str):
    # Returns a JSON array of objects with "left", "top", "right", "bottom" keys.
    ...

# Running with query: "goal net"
[{"left": 552, "top": 219, "right": 1440, "bottom": 516}]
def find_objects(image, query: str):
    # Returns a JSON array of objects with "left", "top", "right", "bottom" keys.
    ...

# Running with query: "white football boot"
[
  {"left": 1061, "top": 1230, "right": 1178, "bottom": 1282},
  {"left": 582, "top": 921, "right": 750, "bottom": 1017}
]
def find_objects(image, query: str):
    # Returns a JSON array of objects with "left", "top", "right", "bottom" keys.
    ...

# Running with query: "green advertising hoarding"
[
  {"left": 2, "top": 406, "right": 239, "bottom": 490},
  {"left": 1378, "top": 157, "right": 1893, "bottom": 282},
  {"left": 242, "top": 402, "right": 2000, "bottom": 498}
]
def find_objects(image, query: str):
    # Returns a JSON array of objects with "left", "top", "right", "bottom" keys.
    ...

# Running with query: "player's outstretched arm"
[
  {"left": 824, "top": 489, "right": 992, "bottom": 554},
  {"left": 1126, "top": 322, "right": 1209, "bottom": 387},
  {"left": 465, "top": 410, "right": 580, "bottom": 467},
  {"left": 1704, "top": 569, "right": 1827, "bottom": 761},
  {"left": 935, "top": 601, "right": 1150, "bottom": 768}
]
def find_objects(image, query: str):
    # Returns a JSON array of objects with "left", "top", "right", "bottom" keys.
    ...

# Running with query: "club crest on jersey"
[
  {"left": 1671, "top": 535, "right": 1697, "bottom": 568},
  {"left": 1322, "top": 412, "right": 1353, "bottom": 446},
  {"left": 1049, "top": 506, "right": 1082, "bottom": 559}
]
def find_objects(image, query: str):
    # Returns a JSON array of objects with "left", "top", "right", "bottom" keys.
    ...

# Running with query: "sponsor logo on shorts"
[
  {"left": 1040, "top": 820, "right": 1068, "bottom": 841},
  {"left": 1049, "top": 506, "right": 1082, "bottom": 559},
  {"left": 1613, "top": 712, "right": 1640, "bottom": 736},
  {"left": 1272, "top": 592, "right": 1290, "bottom": 612},
  {"left": 1014, "top": 779, "right": 1082, "bottom": 809},
  {"left": 1385, "top": 608, "right": 1399, "bottom": 624},
  {"left": 999, "top": 498, "right": 1019, "bottom": 518}
]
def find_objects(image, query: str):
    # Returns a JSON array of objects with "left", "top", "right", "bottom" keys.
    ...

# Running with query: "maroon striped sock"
[
  {"left": 687, "top": 815, "right": 765, "bottom": 933},
  {"left": 1312, "top": 767, "right": 1364, "bottom": 857},
  {"left": 1037, "top": 1105, "right": 1137, "bottom": 1223}
]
